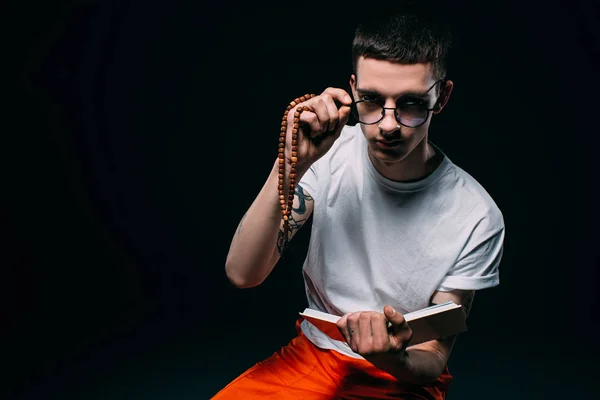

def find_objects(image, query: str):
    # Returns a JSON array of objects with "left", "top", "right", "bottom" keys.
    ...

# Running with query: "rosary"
[{"left": 278, "top": 93, "right": 317, "bottom": 252}]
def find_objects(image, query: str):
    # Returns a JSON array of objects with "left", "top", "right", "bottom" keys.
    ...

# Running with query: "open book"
[{"left": 299, "top": 301, "right": 467, "bottom": 346}]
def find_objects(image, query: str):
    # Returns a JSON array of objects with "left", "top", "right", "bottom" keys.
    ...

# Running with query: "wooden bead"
[{"left": 278, "top": 93, "right": 316, "bottom": 253}]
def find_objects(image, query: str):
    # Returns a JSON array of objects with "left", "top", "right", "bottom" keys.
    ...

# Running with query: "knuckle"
[
  {"left": 347, "top": 313, "right": 360, "bottom": 324},
  {"left": 317, "top": 98, "right": 328, "bottom": 110},
  {"left": 304, "top": 112, "right": 317, "bottom": 123}
]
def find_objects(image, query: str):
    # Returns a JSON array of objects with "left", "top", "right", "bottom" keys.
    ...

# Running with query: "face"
[{"left": 350, "top": 57, "right": 452, "bottom": 168}]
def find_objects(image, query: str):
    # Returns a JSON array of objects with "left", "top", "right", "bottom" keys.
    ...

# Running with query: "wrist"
[
  {"left": 292, "top": 160, "right": 311, "bottom": 182},
  {"left": 272, "top": 157, "right": 312, "bottom": 183}
]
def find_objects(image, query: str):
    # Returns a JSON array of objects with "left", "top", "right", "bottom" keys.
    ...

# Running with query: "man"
[{"left": 215, "top": 4, "right": 504, "bottom": 399}]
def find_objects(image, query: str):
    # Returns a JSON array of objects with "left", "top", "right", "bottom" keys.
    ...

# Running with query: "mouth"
[{"left": 375, "top": 140, "right": 403, "bottom": 149}]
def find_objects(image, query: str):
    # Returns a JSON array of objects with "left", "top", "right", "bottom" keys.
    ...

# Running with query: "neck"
[{"left": 369, "top": 138, "right": 440, "bottom": 182}]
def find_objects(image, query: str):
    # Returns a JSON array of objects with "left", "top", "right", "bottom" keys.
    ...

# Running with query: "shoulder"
[{"left": 444, "top": 161, "right": 504, "bottom": 235}]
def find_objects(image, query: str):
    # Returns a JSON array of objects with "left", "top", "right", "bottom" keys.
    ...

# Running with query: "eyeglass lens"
[{"left": 353, "top": 102, "right": 428, "bottom": 128}]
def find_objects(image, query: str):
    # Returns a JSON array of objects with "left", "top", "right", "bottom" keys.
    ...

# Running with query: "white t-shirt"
[{"left": 297, "top": 124, "right": 505, "bottom": 359}]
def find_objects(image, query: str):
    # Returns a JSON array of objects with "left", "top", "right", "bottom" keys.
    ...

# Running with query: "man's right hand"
[{"left": 284, "top": 87, "right": 353, "bottom": 174}]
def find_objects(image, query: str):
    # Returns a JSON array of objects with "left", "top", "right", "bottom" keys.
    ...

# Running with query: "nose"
[{"left": 378, "top": 107, "right": 399, "bottom": 134}]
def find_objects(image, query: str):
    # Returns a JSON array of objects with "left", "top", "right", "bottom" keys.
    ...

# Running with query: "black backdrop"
[{"left": 5, "top": 0, "right": 599, "bottom": 398}]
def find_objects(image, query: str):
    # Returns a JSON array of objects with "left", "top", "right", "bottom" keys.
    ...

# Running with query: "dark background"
[{"left": 4, "top": 0, "right": 599, "bottom": 398}]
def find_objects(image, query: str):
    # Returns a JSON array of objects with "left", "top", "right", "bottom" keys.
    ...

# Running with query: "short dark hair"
[{"left": 351, "top": 3, "right": 452, "bottom": 80}]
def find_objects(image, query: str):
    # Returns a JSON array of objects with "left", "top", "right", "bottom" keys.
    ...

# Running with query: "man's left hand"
[{"left": 336, "top": 305, "right": 413, "bottom": 357}]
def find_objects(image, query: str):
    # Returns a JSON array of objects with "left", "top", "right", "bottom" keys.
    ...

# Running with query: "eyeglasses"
[{"left": 352, "top": 80, "right": 445, "bottom": 128}]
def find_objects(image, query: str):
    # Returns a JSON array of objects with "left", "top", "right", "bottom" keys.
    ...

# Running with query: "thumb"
[
  {"left": 339, "top": 104, "right": 351, "bottom": 125},
  {"left": 383, "top": 305, "right": 405, "bottom": 326},
  {"left": 334, "top": 105, "right": 352, "bottom": 140}
]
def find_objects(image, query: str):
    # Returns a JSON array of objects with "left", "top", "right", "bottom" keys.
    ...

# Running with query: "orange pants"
[{"left": 212, "top": 319, "right": 452, "bottom": 399}]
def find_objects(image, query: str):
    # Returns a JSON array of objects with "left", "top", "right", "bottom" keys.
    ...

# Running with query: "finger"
[
  {"left": 310, "top": 97, "right": 331, "bottom": 134},
  {"left": 371, "top": 313, "right": 390, "bottom": 352},
  {"left": 358, "top": 313, "right": 373, "bottom": 354},
  {"left": 336, "top": 313, "right": 351, "bottom": 342},
  {"left": 320, "top": 93, "right": 339, "bottom": 133},
  {"left": 322, "top": 87, "right": 352, "bottom": 106},
  {"left": 384, "top": 305, "right": 406, "bottom": 327},
  {"left": 333, "top": 104, "right": 352, "bottom": 140},
  {"left": 383, "top": 305, "right": 413, "bottom": 351},
  {"left": 299, "top": 110, "right": 322, "bottom": 138},
  {"left": 287, "top": 99, "right": 323, "bottom": 139},
  {"left": 346, "top": 313, "right": 361, "bottom": 353}
]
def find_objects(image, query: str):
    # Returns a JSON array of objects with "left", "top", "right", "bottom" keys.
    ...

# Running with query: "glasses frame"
[{"left": 352, "top": 79, "right": 446, "bottom": 128}]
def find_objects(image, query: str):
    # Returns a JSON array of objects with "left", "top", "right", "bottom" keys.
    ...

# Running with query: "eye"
[
  {"left": 397, "top": 100, "right": 426, "bottom": 110},
  {"left": 360, "top": 95, "right": 381, "bottom": 102}
]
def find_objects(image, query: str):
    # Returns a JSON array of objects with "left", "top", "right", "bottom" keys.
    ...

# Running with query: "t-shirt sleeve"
[{"left": 436, "top": 215, "right": 505, "bottom": 292}]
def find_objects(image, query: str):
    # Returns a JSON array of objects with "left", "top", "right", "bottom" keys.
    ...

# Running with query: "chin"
[{"left": 369, "top": 145, "right": 409, "bottom": 165}]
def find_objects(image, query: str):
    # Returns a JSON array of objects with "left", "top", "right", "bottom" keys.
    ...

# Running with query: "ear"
[
  {"left": 433, "top": 80, "right": 454, "bottom": 114},
  {"left": 349, "top": 74, "right": 357, "bottom": 100}
]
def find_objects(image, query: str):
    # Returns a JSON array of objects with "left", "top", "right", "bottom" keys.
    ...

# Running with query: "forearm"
[
  {"left": 366, "top": 348, "right": 446, "bottom": 385},
  {"left": 225, "top": 158, "right": 310, "bottom": 287}
]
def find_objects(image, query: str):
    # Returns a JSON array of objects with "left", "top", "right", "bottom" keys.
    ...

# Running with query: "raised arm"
[
  {"left": 224, "top": 88, "right": 352, "bottom": 288},
  {"left": 224, "top": 160, "right": 315, "bottom": 288}
]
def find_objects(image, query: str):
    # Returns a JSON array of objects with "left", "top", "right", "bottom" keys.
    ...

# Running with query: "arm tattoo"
[
  {"left": 293, "top": 184, "right": 312, "bottom": 214},
  {"left": 276, "top": 184, "right": 313, "bottom": 256}
]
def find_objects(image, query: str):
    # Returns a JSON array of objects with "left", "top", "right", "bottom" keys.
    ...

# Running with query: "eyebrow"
[{"left": 356, "top": 88, "right": 431, "bottom": 100}]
